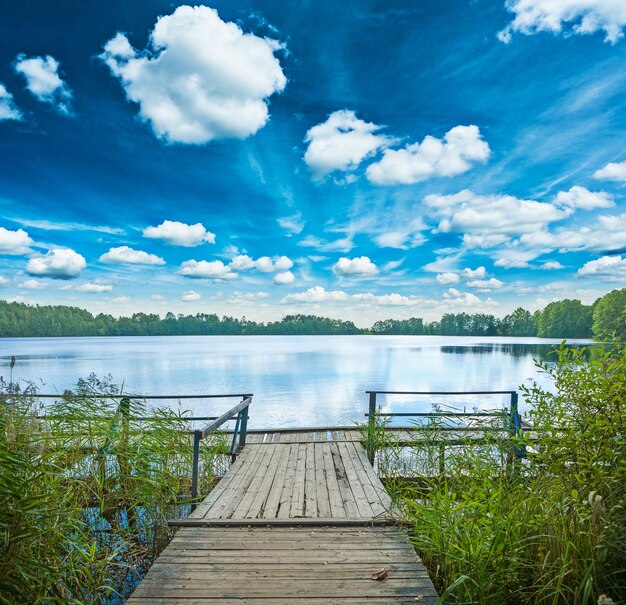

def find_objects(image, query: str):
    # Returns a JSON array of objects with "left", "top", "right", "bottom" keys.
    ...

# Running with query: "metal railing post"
[
  {"left": 190, "top": 429, "right": 201, "bottom": 510},
  {"left": 367, "top": 392, "right": 377, "bottom": 465},
  {"left": 509, "top": 391, "right": 526, "bottom": 460},
  {"left": 239, "top": 397, "right": 249, "bottom": 449}
]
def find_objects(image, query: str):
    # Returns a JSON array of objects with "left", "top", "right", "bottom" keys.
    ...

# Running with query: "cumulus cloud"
[
  {"left": 100, "top": 5, "right": 286, "bottom": 143},
  {"left": 0, "top": 227, "right": 33, "bottom": 255},
  {"left": 499, "top": 0, "right": 626, "bottom": 45},
  {"left": 467, "top": 278, "right": 504, "bottom": 291},
  {"left": 366, "top": 125, "right": 490, "bottom": 185},
  {"left": 540, "top": 261, "right": 565, "bottom": 270},
  {"left": 281, "top": 286, "right": 349, "bottom": 304},
  {"left": 554, "top": 186, "right": 614, "bottom": 210},
  {"left": 20, "top": 279, "right": 46, "bottom": 290},
  {"left": 14, "top": 54, "right": 73, "bottom": 114},
  {"left": 443, "top": 288, "right": 494, "bottom": 308},
  {"left": 99, "top": 246, "right": 165, "bottom": 265},
  {"left": 76, "top": 282, "right": 113, "bottom": 293},
  {"left": 520, "top": 213, "right": 626, "bottom": 253},
  {"left": 228, "top": 291, "right": 270, "bottom": 303},
  {"left": 178, "top": 259, "right": 236, "bottom": 280},
  {"left": 332, "top": 256, "right": 378, "bottom": 277},
  {"left": 274, "top": 270, "right": 295, "bottom": 284},
  {"left": 577, "top": 255, "right": 626, "bottom": 277},
  {"left": 462, "top": 266, "right": 487, "bottom": 279},
  {"left": 593, "top": 160, "right": 626, "bottom": 182},
  {"left": 436, "top": 272, "right": 460, "bottom": 285},
  {"left": 26, "top": 248, "right": 86, "bottom": 279},
  {"left": 304, "top": 110, "right": 391, "bottom": 179},
  {"left": 143, "top": 220, "right": 215, "bottom": 246},
  {"left": 181, "top": 290, "right": 201, "bottom": 301},
  {"left": 0, "top": 84, "right": 22, "bottom": 120},
  {"left": 229, "top": 254, "right": 293, "bottom": 272},
  {"left": 425, "top": 189, "right": 568, "bottom": 245}
]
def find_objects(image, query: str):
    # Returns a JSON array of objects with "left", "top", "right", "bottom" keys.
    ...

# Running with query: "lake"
[{"left": 1, "top": 335, "right": 591, "bottom": 428}]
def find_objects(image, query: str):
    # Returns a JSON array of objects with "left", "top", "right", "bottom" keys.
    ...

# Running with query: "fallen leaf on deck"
[{"left": 371, "top": 567, "right": 389, "bottom": 581}]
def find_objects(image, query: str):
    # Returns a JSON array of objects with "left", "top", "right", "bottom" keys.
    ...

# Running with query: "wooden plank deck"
[{"left": 126, "top": 430, "right": 438, "bottom": 604}]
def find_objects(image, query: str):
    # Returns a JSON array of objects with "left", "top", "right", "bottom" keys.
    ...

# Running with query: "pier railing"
[
  {"left": 29, "top": 392, "right": 253, "bottom": 505},
  {"left": 365, "top": 390, "right": 523, "bottom": 465}
]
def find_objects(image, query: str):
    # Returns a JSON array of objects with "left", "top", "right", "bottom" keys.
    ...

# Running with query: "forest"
[{"left": 0, "top": 288, "right": 625, "bottom": 339}]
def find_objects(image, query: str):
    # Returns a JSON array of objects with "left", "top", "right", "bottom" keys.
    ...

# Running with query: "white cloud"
[
  {"left": 228, "top": 291, "right": 270, "bottom": 303},
  {"left": 462, "top": 266, "right": 487, "bottom": 279},
  {"left": 178, "top": 259, "right": 236, "bottom": 280},
  {"left": 274, "top": 270, "right": 295, "bottom": 284},
  {"left": 26, "top": 248, "right": 86, "bottom": 279},
  {"left": 332, "top": 256, "right": 378, "bottom": 277},
  {"left": 520, "top": 213, "right": 626, "bottom": 253},
  {"left": 0, "top": 227, "right": 33, "bottom": 255},
  {"left": 426, "top": 189, "right": 568, "bottom": 244},
  {"left": 366, "top": 125, "right": 490, "bottom": 185},
  {"left": 540, "top": 261, "right": 565, "bottom": 270},
  {"left": 112, "top": 296, "right": 131, "bottom": 304},
  {"left": 499, "top": 0, "right": 626, "bottom": 45},
  {"left": 281, "top": 286, "right": 349, "bottom": 304},
  {"left": 304, "top": 110, "right": 391, "bottom": 179},
  {"left": 353, "top": 292, "right": 425, "bottom": 306},
  {"left": 14, "top": 54, "right": 73, "bottom": 114},
  {"left": 274, "top": 256, "right": 293, "bottom": 271},
  {"left": 143, "top": 220, "right": 215, "bottom": 247},
  {"left": 151, "top": 294, "right": 166, "bottom": 301},
  {"left": 229, "top": 254, "right": 293, "bottom": 273},
  {"left": 100, "top": 5, "right": 286, "bottom": 143},
  {"left": 99, "top": 246, "right": 165, "bottom": 265},
  {"left": 277, "top": 213, "right": 305, "bottom": 235},
  {"left": 20, "top": 279, "right": 46, "bottom": 290},
  {"left": 76, "top": 282, "right": 113, "bottom": 293},
  {"left": 0, "top": 83, "right": 22, "bottom": 121},
  {"left": 593, "top": 160, "right": 626, "bottom": 182},
  {"left": 554, "top": 186, "right": 614, "bottom": 210},
  {"left": 443, "top": 289, "right": 493, "bottom": 308},
  {"left": 578, "top": 255, "right": 626, "bottom": 277},
  {"left": 467, "top": 278, "right": 504, "bottom": 291},
  {"left": 182, "top": 290, "right": 201, "bottom": 301},
  {"left": 436, "top": 272, "right": 460, "bottom": 285},
  {"left": 494, "top": 249, "right": 538, "bottom": 268},
  {"left": 255, "top": 256, "right": 276, "bottom": 272}
]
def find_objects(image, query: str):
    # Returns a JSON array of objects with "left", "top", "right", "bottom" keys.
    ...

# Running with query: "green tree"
[
  {"left": 501, "top": 307, "right": 537, "bottom": 336},
  {"left": 592, "top": 288, "right": 626, "bottom": 340},
  {"left": 536, "top": 299, "right": 593, "bottom": 338}
]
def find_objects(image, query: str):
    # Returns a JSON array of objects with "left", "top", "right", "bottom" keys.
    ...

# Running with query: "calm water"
[{"left": 1, "top": 336, "right": 591, "bottom": 428}]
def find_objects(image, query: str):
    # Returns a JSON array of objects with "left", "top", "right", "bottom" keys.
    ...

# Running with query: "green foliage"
[
  {"left": 592, "top": 288, "right": 626, "bottom": 341},
  {"left": 536, "top": 299, "right": 593, "bottom": 338},
  {"left": 389, "top": 343, "right": 625, "bottom": 604},
  {"left": 501, "top": 307, "right": 537, "bottom": 336},
  {"left": 0, "top": 375, "right": 227, "bottom": 604}
]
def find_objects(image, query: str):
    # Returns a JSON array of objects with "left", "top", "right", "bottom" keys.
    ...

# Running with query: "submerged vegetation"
[
  {"left": 2, "top": 288, "right": 626, "bottom": 338},
  {"left": 0, "top": 375, "right": 227, "bottom": 604},
  {"left": 373, "top": 342, "right": 625, "bottom": 604}
]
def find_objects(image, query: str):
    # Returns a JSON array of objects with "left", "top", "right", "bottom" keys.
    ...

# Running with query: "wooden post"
[
  {"left": 191, "top": 429, "right": 201, "bottom": 510},
  {"left": 367, "top": 392, "right": 377, "bottom": 465}
]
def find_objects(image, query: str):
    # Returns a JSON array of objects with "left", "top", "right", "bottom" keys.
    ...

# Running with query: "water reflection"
[{"left": 1, "top": 335, "right": 594, "bottom": 428}]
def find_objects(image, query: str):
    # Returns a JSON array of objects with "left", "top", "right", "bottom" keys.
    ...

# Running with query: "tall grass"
[
  {"left": 375, "top": 343, "right": 625, "bottom": 605},
  {"left": 0, "top": 374, "right": 227, "bottom": 605}
]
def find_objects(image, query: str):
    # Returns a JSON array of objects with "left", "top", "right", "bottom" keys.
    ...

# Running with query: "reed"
[
  {"left": 374, "top": 343, "right": 625, "bottom": 605},
  {"left": 0, "top": 374, "right": 227, "bottom": 605}
]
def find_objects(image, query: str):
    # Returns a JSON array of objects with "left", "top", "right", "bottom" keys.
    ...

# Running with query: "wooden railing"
[{"left": 365, "top": 390, "right": 523, "bottom": 465}]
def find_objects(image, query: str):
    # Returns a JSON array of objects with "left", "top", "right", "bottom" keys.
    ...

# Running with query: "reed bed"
[
  {"left": 369, "top": 343, "right": 625, "bottom": 605},
  {"left": 0, "top": 374, "right": 227, "bottom": 605}
]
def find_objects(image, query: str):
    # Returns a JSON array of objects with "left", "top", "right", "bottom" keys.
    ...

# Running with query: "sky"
[{"left": 1, "top": 0, "right": 626, "bottom": 327}]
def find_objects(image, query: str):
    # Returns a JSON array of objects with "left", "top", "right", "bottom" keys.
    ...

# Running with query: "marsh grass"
[
  {"left": 0, "top": 374, "right": 228, "bottom": 605},
  {"left": 368, "top": 343, "right": 625, "bottom": 605}
]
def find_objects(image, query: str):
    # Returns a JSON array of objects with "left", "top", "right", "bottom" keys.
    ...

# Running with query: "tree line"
[{"left": 1, "top": 288, "right": 625, "bottom": 339}]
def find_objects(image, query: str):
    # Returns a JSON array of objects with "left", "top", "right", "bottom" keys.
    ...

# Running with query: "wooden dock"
[{"left": 127, "top": 429, "right": 439, "bottom": 604}]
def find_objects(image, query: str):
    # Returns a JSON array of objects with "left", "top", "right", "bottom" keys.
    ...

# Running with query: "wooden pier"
[{"left": 127, "top": 429, "right": 439, "bottom": 604}]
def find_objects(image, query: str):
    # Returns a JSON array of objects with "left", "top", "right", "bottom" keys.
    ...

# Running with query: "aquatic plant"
[
  {"left": 379, "top": 342, "right": 625, "bottom": 604},
  {"left": 0, "top": 374, "right": 227, "bottom": 604}
]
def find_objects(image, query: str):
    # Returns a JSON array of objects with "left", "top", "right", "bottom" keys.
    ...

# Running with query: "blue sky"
[{"left": 1, "top": 0, "right": 626, "bottom": 326}]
